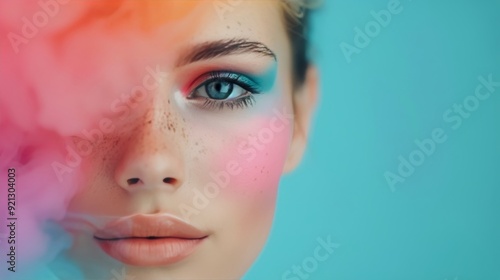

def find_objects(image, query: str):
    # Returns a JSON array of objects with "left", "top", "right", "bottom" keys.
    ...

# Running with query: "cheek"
[{"left": 212, "top": 114, "right": 293, "bottom": 195}]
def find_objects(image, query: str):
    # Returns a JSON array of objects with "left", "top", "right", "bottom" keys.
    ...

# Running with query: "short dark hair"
[{"left": 281, "top": 2, "right": 314, "bottom": 88}]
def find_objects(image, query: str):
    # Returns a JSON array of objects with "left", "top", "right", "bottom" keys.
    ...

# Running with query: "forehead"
[{"left": 177, "top": 1, "right": 287, "bottom": 60}]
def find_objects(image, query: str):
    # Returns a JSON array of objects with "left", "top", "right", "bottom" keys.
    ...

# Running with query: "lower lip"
[{"left": 96, "top": 237, "right": 206, "bottom": 266}]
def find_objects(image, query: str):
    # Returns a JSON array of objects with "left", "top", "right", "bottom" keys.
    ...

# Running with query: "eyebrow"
[{"left": 176, "top": 38, "right": 277, "bottom": 67}]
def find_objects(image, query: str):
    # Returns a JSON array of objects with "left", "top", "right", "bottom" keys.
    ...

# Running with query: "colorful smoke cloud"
[{"left": 0, "top": 1, "right": 206, "bottom": 278}]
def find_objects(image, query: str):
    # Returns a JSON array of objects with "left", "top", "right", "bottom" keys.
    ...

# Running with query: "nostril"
[
  {"left": 127, "top": 178, "right": 140, "bottom": 185},
  {"left": 163, "top": 177, "right": 176, "bottom": 184}
]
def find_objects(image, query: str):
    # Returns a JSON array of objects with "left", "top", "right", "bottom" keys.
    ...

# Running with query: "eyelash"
[{"left": 188, "top": 71, "right": 262, "bottom": 110}]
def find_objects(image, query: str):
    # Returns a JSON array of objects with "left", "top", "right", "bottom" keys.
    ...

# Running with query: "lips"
[{"left": 94, "top": 214, "right": 208, "bottom": 266}]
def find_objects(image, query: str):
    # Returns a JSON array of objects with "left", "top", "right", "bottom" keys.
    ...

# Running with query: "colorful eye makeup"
[
  {"left": 188, "top": 71, "right": 262, "bottom": 110},
  {"left": 185, "top": 64, "right": 278, "bottom": 111}
]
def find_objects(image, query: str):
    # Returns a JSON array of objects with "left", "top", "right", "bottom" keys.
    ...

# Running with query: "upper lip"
[{"left": 94, "top": 214, "right": 208, "bottom": 240}]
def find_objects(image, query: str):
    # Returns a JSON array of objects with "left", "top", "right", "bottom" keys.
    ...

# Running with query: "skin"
[{"left": 64, "top": 1, "right": 318, "bottom": 279}]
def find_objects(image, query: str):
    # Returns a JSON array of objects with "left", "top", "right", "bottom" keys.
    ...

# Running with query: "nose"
[
  {"left": 114, "top": 111, "right": 184, "bottom": 192},
  {"left": 115, "top": 152, "right": 182, "bottom": 191}
]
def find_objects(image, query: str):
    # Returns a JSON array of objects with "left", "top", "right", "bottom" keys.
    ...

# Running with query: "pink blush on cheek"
[{"left": 210, "top": 115, "right": 293, "bottom": 194}]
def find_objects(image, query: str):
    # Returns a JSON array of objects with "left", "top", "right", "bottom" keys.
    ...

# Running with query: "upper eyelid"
[
  {"left": 175, "top": 57, "right": 276, "bottom": 94},
  {"left": 192, "top": 71, "right": 251, "bottom": 85},
  {"left": 188, "top": 71, "right": 260, "bottom": 94}
]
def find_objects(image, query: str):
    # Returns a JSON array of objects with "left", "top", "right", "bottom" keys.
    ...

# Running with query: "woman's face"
[{"left": 64, "top": 1, "right": 315, "bottom": 279}]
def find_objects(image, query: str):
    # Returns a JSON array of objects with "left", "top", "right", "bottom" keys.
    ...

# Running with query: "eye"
[
  {"left": 202, "top": 79, "right": 243, "bottom": 100},
  {"left": 187, "top": 71, "right": 263, "bottom": 110}
]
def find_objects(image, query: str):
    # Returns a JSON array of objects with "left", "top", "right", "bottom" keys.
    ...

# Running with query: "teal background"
[{"left": 246, "top": 0, "right": 500, "bottom": 279}]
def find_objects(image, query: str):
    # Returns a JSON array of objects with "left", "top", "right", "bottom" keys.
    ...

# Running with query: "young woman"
[{"left": 1, "top": 0, "right": 318, "bottom": 279}]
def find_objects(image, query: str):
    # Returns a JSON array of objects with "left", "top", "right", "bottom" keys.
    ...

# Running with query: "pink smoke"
[{"left": 0, "top": 0, "right": 205, "bottom": 277}]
